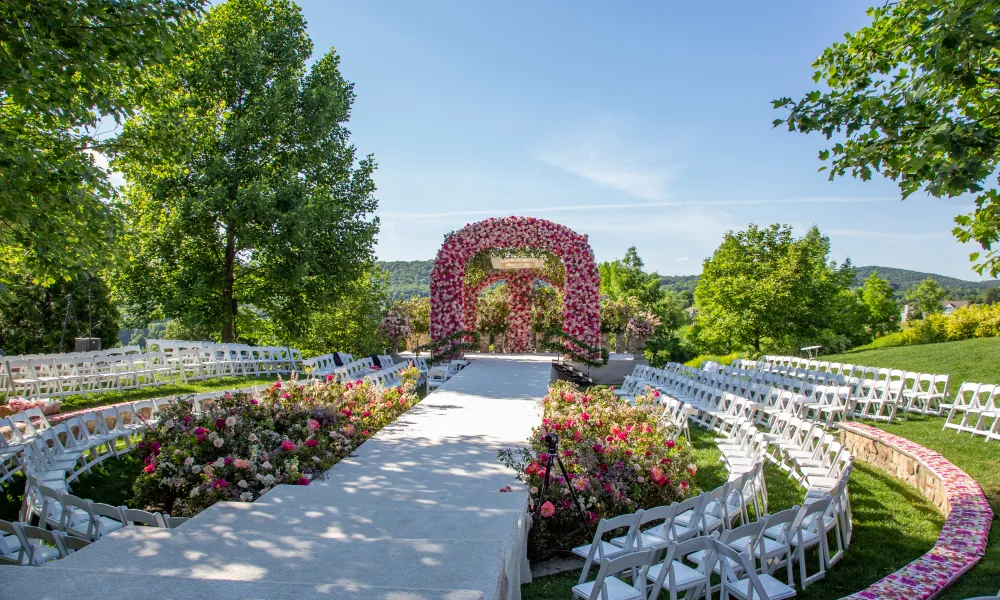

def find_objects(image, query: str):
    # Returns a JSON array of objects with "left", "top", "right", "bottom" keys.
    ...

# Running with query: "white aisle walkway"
[{"left": 1, "top": 356, "right": 551, "bottom": 600}]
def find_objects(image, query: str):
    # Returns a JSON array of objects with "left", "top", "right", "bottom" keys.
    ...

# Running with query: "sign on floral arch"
[{"left": 429, "top": 216, "right": 601, "bottom": 361}]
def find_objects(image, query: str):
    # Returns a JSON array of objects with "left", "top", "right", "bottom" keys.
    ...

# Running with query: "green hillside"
[
  {"left": 379, "top": 259, "right": 433, "bottom": 300},
  {"left": 380, "top": 261, "right": 999, "bottom": 303},
  {"left": 852, "top": 265, "right": 1000, "bottom": 296},
  {"left": 820, "top": 337, "right": 1000, "bottom": 385}
]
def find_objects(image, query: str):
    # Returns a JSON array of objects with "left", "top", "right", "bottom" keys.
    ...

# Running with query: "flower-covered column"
[{"left": 505, "top": 272, "right": 533, "bottom": 353}]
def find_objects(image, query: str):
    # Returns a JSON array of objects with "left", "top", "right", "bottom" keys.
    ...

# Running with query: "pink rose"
[
  {"left": 305, "top": 439, "right": 318, "bottom": 447},
  {"left": 281, "top": 440, "right": 296, "bottom": 451},
  {"left": 539, "top": 501, "right": 556, "bottom": 518}
]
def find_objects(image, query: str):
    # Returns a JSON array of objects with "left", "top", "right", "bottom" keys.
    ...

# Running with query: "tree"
[
  {"left": 399, "top": 296, "right": 431, "bottom": 339},
  {"left": 531, "top": 284, "right": 563, "bottom": 334},
  {"left": 0, "top": 274, "right": 120, "bottom": 355},
  {"left": 477, "top": 285, "right": 511, "bottom": 335},
  {"left": 293, "top": 268, "right": 389, "bottom": 358},
  {"left": 0, "top": 0, "right": 204, "bottom": 290},
  {"left": 598, "top": 247, "right": 664, "bottom": 309},
  {"left": 985, "top": 286, "right": 1000, "bottom": 306},
  {"left": 905, "top": 278, "right": 946, "bottom": 318},
  {"left": 694, "top": 224, "right": 855, "bottom": 353},
  {"left": 860, "top": 271, "right": 901, "bottom": 338},
  {"left": 774, "top": 0, "right": 1000, "bottom": 276},
  {"left": 112, "top": 0, "right": 378, "bottom": 342}
]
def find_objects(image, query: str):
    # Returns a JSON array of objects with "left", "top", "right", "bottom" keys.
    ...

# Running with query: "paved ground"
[{"left": 2, "top": 355, "right": 552, "bottom": 600}]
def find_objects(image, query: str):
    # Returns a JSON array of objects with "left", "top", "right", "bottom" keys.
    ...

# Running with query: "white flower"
[
  {"left": 213, "top": 437, "right": 224, "bottom": 448},
  {"left": 239, "top": 492, "right": 253, "bottom": 502},
  {"left": 184, "top": 457, "right": 194, "bottom": 467},
  {"left": 190, "top": 486, "right": 201, "bottom": 498},
  {"left": 192, "top": 465, "right": 202, "bottom": 474},
  {"left": 248, "top": 433, "right": 259, "bottom": 443},
  {"left": 637, "top": 477, "right": 645, "bottom": 483},
  {"left": 213, "top": 457, "right": 225, "bottom": 468},
  {"left": 530, "top": 487, "right": 539, "bottom": 494},
  {"left": 261, "top": 461, "right": 272, "bottom": 470},
  {"left": 237, "top": 479, "right": 248, "bottom": 489},
  {"left": 164, "top": 419, "right": 176, "bottom": 429},
  {"left": 225, "top": 416, "right": 237, "bottom": 427},
  {"left": 311, "top": 456, "right": 320, "bottom": 463}
]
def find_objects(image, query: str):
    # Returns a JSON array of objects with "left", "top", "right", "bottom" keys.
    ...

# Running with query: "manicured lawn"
[
  {"left": 821, "top": 337, "right": 1000, "bottom": 386},
  {"left": 521, "top": 426, "right": 944, "bottom": 600}
]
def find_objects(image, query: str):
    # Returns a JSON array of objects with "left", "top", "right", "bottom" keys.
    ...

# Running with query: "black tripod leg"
[{"left": 555, "top": 455, "right": 593, "bottom": 538}]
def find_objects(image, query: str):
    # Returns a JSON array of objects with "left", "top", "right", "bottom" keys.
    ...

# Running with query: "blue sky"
[{"left": 294, "top": 0, "right": 989, "bottom": 280}]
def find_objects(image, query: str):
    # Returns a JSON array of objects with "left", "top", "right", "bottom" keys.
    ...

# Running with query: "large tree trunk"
[{"left": 221, "top": 225, "right": 237, "bottom": 343}]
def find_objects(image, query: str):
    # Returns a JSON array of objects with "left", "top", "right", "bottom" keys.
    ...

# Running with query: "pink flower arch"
[{"left": 430, "top": 216, "right": 600, "bottom": 358}]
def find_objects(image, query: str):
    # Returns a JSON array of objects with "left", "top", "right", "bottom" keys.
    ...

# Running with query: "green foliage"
[
  {"left": 538, "top": 329, "right": 608, "bottom": 368},
  {"left": 598, "top": 247, "right": 663, "bottom": 309},
  {"left": 476, "top": 284, "right": 511, "bottom": 334},
  {"left": 986, "top": 286, "right": 1000, "bottom": 305},
  {"left": 683, "top": 352, "right": 742, "bottom": 369},
  {"left": 905, "top": 278, "right": 947, "bottom": 318},
  {"left": 530, "top": 284, "right": 563, "bottom": 334},
  {"left": 0, "top": 274, "right": 119, "bottom": 354},
  {"left": 398, "top": 296, "right": 430, "bottom": 336},
  {"left": 0, "top": 0, "right": 204, "bottom": 289},
  {"left": 775, "top": 0, "right": 1000, "bottom": 276},
  {"left": 851, "top": 266, "right": 999, "bottom": 299},
  {"left": 291, "top": 268, "right": 390, "bottom": 358},
  {"left": 111, "top": 0, "right": 378, "bottom": 343},
  {"left": 861, "top": 271, "right": 901, "bottom": 338},
  {"left": 378, "top": 260, "right": 433, "bottom": 300},
  {"left": 853, "top": 303, "right": 1000, "bottom": 351},
  {"left": 693, "top": 224, "right": 859, "bottom": 353}
]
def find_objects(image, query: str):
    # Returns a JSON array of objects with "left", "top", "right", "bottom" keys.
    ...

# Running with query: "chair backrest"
[
  {"left": 647, "top": 533, "right": 718, "bottom": 599},
  {"left": 120, "top": 507, "right": 165, "bottom": 527},
  {"left": 586, "top": 548, "right": 655, "bottom": 600},
  {"left": 0, "top": 519, "right": 28, "bottom": 565},
  {"left": 19, "top": 524, "right": 68, "bottom": 564},
  {"left": 578, "top": 511, "right": 643, "bottom": 575},
  {"left": 713, "top": 539, "right": 776, "bottom": 600}
]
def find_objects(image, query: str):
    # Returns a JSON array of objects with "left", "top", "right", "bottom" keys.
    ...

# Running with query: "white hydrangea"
[
  {"left": 190, "top": 486, "right": 201, "bottom": 498},
  {"left": 239, "top": 492, "right": 253, "bottom": 502},
  {"left": 237, "top": 479, "right": 248, "bottom": 489},
  {"left": 213, "top": 437, "right": 224, "bottom": 448}
]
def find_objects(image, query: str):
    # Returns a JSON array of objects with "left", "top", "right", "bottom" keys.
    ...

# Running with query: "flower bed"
[
  {"left": 500, "top": 381, "right": 696, "bottom": 558},
  {"left": 133, "top": 368, "right": 421, "bottom": 516}
]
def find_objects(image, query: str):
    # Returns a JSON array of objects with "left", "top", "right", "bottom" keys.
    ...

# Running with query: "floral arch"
[
  {"left": 430, "top": 216, "right": 601, "bottom": 360},
  {"left": 462, "top": 269, "right": 562, "bottom": 353}
]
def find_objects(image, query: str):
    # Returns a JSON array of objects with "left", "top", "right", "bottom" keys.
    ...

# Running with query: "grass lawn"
[
  {"left": 522, "top": 426, "right": 944, "bottom": 600},
  {"left": 821, "top": 336, "right": 1000, "bottom": 385},
  {"left": 50, "top": 375, "right": 276, "bottom": 413}
]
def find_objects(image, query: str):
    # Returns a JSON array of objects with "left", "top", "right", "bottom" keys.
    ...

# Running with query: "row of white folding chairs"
[
  {"left": 753, "top": 356, "right": 951, "bottom": 413},
  {"left": 0, "top": 518, "right": 90, "bottom": 566},
  {"left": 941, "top": 382, "right": 1000, "bottom": 441},
  {"left": 426, "top": 360, "right": 468, "bottom": 392},
  {"left": 724, "top": 364, "right": 949, "bottom": 423}
]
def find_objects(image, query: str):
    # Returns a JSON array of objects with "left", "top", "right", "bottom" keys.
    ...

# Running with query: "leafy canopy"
[
  {"left": 860, "top": 270, "right": 901, "bottom": 338},
  {"left": 0, "top": 0, "right": 204, "bottom": 289},
  {"left": 694, "top": 224, "right": 857, "bottom": 353},
  {"left": 905, "top": 277, "right": 947, "bottom": 317},
  {"left": 112, "top": 0, "right": 378, "bottom": 342},
  {"left": 774, "top": 0, "right": 1000, "bottom": 276}
]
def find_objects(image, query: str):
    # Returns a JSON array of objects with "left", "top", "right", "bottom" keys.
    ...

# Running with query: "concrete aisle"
[{"left": 2, "top": 356, "right": 552, "bottom": 600}]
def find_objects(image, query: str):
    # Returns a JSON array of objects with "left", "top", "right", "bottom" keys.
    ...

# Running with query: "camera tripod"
[{"left": 535, "top": 432, "right": 592, "bottom": 538}]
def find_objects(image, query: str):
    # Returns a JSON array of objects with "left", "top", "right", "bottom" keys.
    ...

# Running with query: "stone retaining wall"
[{"left": 838, "top": 422, "right": 992, "bottom": 600}]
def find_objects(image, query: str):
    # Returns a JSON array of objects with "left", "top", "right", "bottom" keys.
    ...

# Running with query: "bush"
[
  {"left": 132, "top": 368, "right": 421, "bottom": 516},
  {"left": 499, "top": 381, "right": 697, "bottom": 558},
  {"left": 851, "top": 303, "right": 1000, "bottom": 351},
  {"left": 683, "top": 352, "right": 742, "bottom": 369}
]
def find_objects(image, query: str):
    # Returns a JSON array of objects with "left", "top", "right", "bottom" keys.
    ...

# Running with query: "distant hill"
[
  {"left": 379, "top": 260, "right": 1000, "bottom": 302},
  {"left": 379, "top": 260, "right": 433, "bottom": 300},
  {"left": 853, "top": 266, "right": 1000, "bottom": 297}
]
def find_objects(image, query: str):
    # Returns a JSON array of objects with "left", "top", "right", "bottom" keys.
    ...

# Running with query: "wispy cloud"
[
  {"left": 380, "top": 196, "right": 897, "bottom": 220},
  {"left": 533, "top": 119, "right": 678, "bottom": 200},
  {"left": 673, "top": 257, "right": 691, "bottom": 262},
  {"left": 826, "top": 228, "right": 950, "bottom": 240}
]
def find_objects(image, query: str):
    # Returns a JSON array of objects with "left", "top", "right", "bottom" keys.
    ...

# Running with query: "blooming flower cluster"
[
  {"left": 132, "top": 367, "right": 421, "bottom": 516},
  {"left": 6, "top": 397, "right": 59, "bottom": 414},
  {"left": 430, "top": 217, "right": 601, "bottom": 359},
  {"left": 499, "top": 381, "right": 696, "bottom": 558},
  {"left": 626, "top": 311, "right": 661, "bottom": 346},
  {"left": 378, "top": 308, "right": 412, "bottom": 346}
]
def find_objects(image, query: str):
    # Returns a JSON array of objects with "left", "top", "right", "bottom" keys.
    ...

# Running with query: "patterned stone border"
[{"left": 838, "top": 422, "right": 993, "bottom": 600}]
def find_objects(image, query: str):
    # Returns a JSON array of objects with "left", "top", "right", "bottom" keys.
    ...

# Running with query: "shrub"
[
  {"left": 683, "top": 352, "right": 741, "bottom": 369},
  {"left": 132, "top": 368, "right": 421, "bottom": 516},
  {"left": 851, "top": 303, "right": 1000, "bottom": 351},
  {"left": 499, "top": 381, "right": 696, "bottom": 558}
]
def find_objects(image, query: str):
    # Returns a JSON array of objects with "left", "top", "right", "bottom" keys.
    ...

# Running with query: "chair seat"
[
  {"left": 571, "top": 540, "right": 629, "bottom": 561},
  {"left": 612, "top": 528, "right": 667, "bottom": 550},
  {"left": 572, "top": 576, "right": 644, "bottom": 600},
  {"left": 646, "top": 559, "right": 708, "bottom": 590},
  {"left": 724, "top": 573, "right": 796, "bottom": 600}
]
